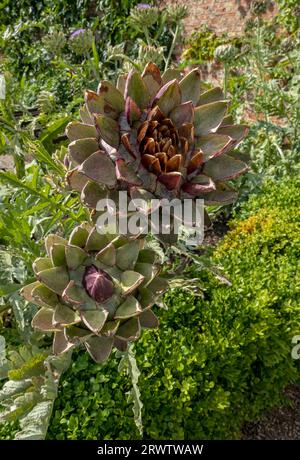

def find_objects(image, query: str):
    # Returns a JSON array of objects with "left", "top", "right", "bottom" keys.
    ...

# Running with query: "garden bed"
[{"left": 243, "top": 385, "right": 300, "bottom": 440}]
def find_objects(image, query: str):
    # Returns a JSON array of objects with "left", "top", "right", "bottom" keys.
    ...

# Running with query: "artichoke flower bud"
[
  {"left": 214, "top": 44, "right": 238, "bottom": 63},
  {"left": 69, "top": 29, "right": 93, "bottom": 56},
  {"left": 137, "top": 43, "right": 164, "bottom": 68},
  {"left": 21, "top": 224, "right": 168, "bottom": 363},
  {"left": 129, "top": 5, "right": 159, "bottom": 30},
  {"left": 83, "top": 265, "right": 114, "bottom": 303},
  {"left": 42, "top": 30, "right": 66, "bottom": 56},
  {"left": 65, "top": 62, "right": 249, "bottom": 236},
  {"left": 166, "top": 5, "right": 188, "bottom": 22},
  {"left": 250, "top": 0, "right": 269, "bottom": 16}
]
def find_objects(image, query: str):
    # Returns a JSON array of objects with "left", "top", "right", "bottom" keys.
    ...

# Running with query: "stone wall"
[{"left": 162, "top": 0, "right": 278, "bottom": 37}]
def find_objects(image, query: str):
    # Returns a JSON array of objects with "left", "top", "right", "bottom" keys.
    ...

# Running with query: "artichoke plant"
[
  {"left": 66, "top": 62, "right": 249, "bottom": 210},
  {"left": 42, "top": 29, "right": 66, "bottom": 56},
  {"left": 214, "top": 44, "right": 238, "bottom": 63},
  {"left": 21, "top": 223, "right": 168, "bottom": 363},
  {"left": 69, "top": 29, "right": 94, "bottom": 56}
]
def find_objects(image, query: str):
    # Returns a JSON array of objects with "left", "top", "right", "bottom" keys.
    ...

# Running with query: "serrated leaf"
[{"left": 118, "top": 345, "right": 143, "bottom": 436}]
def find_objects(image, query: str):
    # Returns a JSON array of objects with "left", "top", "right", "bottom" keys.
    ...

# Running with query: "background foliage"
[{"left": 46, "top": 177, "right": 300, "bottom": 439}]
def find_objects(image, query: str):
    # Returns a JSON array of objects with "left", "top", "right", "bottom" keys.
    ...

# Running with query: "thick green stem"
[
  {"left": 164, "top": 24, "right": 180, "bottom": 72},
  {"left": 143, "top": 26, "right": 152, "bottom": 47},
  {"left": 224, "top": 64, "right": 228, "bottom": 98},
  {"left": 85, "top": 51, "right": 98, "bottom": 81},
  {"left": 255, "top": 19, "right": 272, "bottom": 155}
]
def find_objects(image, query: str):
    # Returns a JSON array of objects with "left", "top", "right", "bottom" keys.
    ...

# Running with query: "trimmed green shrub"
[
  {"left": 0, "top": 420, "right": 20, "bottom": 440},
  {"left": 47, "top": 351, "right": 139, "bottom": 440},
  {"left": 48, "top": 177, "right": 300, "bottom": 440}
]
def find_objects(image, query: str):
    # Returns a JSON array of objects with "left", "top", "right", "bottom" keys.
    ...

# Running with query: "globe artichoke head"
[
  {"left": 66, "top": 62, "right": 249, "bottom": 207},
  {"left": 42, "top": 30, "right": 66, "bottom": 56},
  {"left": 214, "top": 44, "right": 238, "bottom": 63},
  {"left": 69, "top": 29, "right": 94, "bottom": 56},
  {"left": 21, "top": 224, "right": 168, "bottom": 363}
]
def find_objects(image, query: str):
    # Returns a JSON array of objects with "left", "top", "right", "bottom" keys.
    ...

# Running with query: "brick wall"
[{"left": 162, "top": 0, "right": 278, "bottom": 37}]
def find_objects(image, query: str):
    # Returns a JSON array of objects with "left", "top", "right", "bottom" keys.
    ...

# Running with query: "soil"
[
  {"left": 242, "top": 385, "right": 300, "bottom": 440},
  {"left": 203, "top": 211, "right": 231, "bottom": 246},
  {"left": 0, "top": 155, "right": 14, "bottom": 171}
]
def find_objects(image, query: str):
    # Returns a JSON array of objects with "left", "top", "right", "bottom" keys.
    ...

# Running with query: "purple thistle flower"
[
  {"left": 137, "top": 3, "right": 151, "bottom": 9},
  {"left": 70, "top": 28, "right": 86, "bottom": 39}
]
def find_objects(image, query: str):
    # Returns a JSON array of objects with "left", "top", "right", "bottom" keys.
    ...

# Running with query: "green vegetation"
[
  {"left": 47, "top": 177, "right": 300, "bottom": 439},
  {"left": 181, "top": 26, "right": 241, "bottom": 64}
]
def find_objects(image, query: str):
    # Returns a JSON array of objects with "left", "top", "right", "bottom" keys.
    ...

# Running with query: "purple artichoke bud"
[
  {"left": 83, "top": 265, "right": 114, "bottom": 302},
  {"left": 70, "top": 28, "right": 86, "bottom": 39}
]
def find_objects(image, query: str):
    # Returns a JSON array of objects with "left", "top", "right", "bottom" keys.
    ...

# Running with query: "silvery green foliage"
[
  {"left": 0, "top": 343, "right": 72, "bottom": 440},
  {"left": 42, "top": 30, "right": 66, "bottom": 56},
  {"left": 0, "top": 74, "right": 5, "bottom": 100},
  {"left": 0, "top": 250, "right": 35, "bottom": 340},
  {"left": 118, "top": 344, "right": 143, "bottom": 436},
  {"left": 0, "top": 336, "right": 9, "bottom": 379},
  {"left": 37, "top": 91, "right": 56, "bottom": 115}
]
